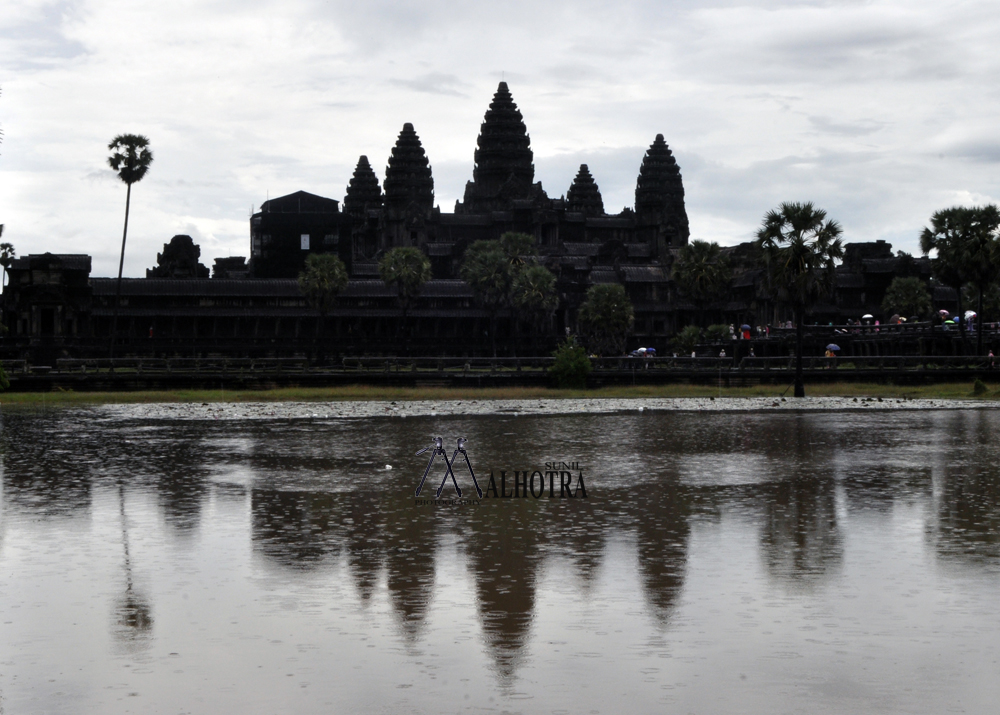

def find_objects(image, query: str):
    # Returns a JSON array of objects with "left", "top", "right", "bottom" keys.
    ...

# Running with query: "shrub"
[
  {"left": 705, "top": 324, "right": 730, "bottom": 343},
  {"left": 673, "top": 325, "right": 702, "bottom": 355},
  {"left": 972, "top": 378, "right": 989, "bottom": 396},
  {"left": 550, "top": 337, "right": 591, "bottom": 389}
]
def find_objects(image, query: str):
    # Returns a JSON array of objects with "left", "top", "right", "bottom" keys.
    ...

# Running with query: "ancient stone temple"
[
  {"left": 1, "top": 82, "right": 725, "bottom": 360},
  {"left": 245, "top": 81, "right": 693, "bottom": 284}
]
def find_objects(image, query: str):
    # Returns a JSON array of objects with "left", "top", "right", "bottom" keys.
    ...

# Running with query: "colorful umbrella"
[{"left": 826, "top": 344, "right": 841, "bottom": 351}]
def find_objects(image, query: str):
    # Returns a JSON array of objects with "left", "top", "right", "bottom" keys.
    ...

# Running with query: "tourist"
[{"left": 719, "top": 348, "right": 726, "bottom": 358}]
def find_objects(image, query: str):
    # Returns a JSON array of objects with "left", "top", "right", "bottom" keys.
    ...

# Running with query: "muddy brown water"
[{"left": 1, "top": 405, "right": 999, "bottom": 713}]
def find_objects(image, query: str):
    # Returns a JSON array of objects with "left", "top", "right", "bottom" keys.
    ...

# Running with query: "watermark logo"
[
  {"left": 412, "top": 439, "right": 588, "bottom": 505},
  {"left": 414, "top": 437, "right": 484, "bottom": 499}
]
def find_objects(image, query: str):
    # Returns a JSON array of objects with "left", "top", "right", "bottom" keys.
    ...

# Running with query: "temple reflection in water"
[{"left": 2, "top": 407, "right": 1000, "bottom": 690}]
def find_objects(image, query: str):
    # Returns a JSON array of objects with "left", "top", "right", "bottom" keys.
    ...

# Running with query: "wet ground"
[{"left": 2, "top": 400, "right": 999, "bottom": 713}]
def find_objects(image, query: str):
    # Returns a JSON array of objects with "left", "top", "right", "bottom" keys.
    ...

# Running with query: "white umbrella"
[
  {"left": 965, "top": 310, "right": 977, "bottom": 319},
  {"left": 862, "top": 314, "right": 874, "bottom": 319}
]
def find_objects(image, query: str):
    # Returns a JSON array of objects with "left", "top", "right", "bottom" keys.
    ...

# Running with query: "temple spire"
[
  {"left": 634, "top": 134, "right": 689, "bottom": 245},
  {"left": 566, "top": 164, "right": 604, "bottom": 216},
  {"left": 459, "top": 82, "right": 545, "bottom": 212},
  {"left": 383, "top": 123, "right": 434, "bottom": 215},
  {"left": 343, "top": 155, "right": 382, "bottom": 218}
]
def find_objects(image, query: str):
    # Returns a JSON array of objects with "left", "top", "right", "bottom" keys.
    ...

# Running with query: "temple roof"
[
  {"left": 260, "top": 190, "right": 338, "bottom": 214},
  {"left": 383, "top": 123, "right": 434, "bottom": 214}
]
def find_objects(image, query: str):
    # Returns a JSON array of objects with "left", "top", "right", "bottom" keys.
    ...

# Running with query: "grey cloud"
[
  {"left": 0, "top": 0, "right": 88, "bottom": 69},
  {"left": 387, "top": 73, "right": 469, "bottom": 97},
  {"left": 945, "top": 141, "right": 1000, "bottom": 164},
  {"left": 807, "top": 115, "right": 885, "bottom": 137}
]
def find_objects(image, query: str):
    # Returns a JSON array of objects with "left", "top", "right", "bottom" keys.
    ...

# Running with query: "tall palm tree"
[
  {"left": 378, "top": 246, "right": 432, "bottom": 352},
  {"left": 512, "top": 263, "right": 558, "bottom": 352},
  {"left": 460, "top": 240, "right": 512, "bottom": 358},
  {"left": 299, "top": 253, "right": 349, "bottom": 362},
  {"left": 672, "top": 239, "right": 731, "bottom": 327},
  {"left": 922, "top": 205, "right": 1000, "bottom": 356},
  {"left": 756, "top": 202, "right": 844, "bottom": 397},
  {"left": 108, "top": 134, "right": 153, "bottom": 358}
]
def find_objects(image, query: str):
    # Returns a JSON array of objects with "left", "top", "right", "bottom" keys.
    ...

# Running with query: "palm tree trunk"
[
  {"left": 794, "top": 305, "right": 805, "bottom": 397},
  {"left": 490, "top": 311, "right": 497, "bottom": 358},
  {"left": 977, "top": 285, "right": 984, "bottom": 356},
  {"left": 956, "top": 284, "right": 966, "bottom": 355},
  {"left": 110, "top": 182, "right": 132, "bottom": 360}
]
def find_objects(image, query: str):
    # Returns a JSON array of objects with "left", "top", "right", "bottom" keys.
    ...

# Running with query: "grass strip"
[{"left": 2, "top": 381, "right": 1000, "bottom": 406}]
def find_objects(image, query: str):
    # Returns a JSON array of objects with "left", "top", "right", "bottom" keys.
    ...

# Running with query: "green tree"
[
  {"left": 107, "top": 134, "right": 153, "bottom": 358},
  {"left": 549, "top": 336, "right": 591, "bottom": 389},
  {"left": 882, "top": 276, "right": 932, "bottom": 319},
  {"left": 460, "top": 240, "right": 513, "bottom": 357},
  {"left": 0, "top": 241, "right": 14, "bottom": 288},
  {"left": 672, "top": 240, "right": 732, "bottom": 327},
  {"left": 577, "top": 283, "right": 635, "bottom": 356},
  {"left": 674, "top": 325, "right": 702, "bottom": 356},
  {"left": 512, "top": 263, "right": 558, "bottom": 349},
  {"left": 959, "top": 206, "right": 1000, "bottom": 355},
  {"left": 756, "top": 201, "right": 844, "bottom": 397},
  {"left": 379, "top": 246, "right": 431, "bottom": 350},
  {"left": 298, "top": 253, "right": 349, "bottom": 361},
  {"left": 921, "top": 205, "right": 1000, "bottom": 355},
  {"left": 705, "top": 324, "right": 730, "bottom": 343}
]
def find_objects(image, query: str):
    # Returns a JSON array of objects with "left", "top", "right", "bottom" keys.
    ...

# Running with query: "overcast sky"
[{"left": 1, "top": 0, "right": 998, "bottom": 277}]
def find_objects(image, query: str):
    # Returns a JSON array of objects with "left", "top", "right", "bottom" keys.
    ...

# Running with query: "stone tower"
[
  {"left": 566, "top": 164, "right": 605, "bottom": 216},
  {"left": 634, "top": 134, "right": 690, "bottom": 248},
  {"left": 458, "top": 82, "right": 546, "bottom": 213},
  {"left": 344, "top": 155, "right": 383, "bottom": 261},
  {"left": 383, "top": 123, "right": 435, "bottom": 247},
  {"left": 343, "top": 155, "right": 382, "bottom": 217},
  {"left": 383, "top": 123, "right": 434, "bottom": 216}
]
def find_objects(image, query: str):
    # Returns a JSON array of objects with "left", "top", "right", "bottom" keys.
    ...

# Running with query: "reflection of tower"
[
  {"left": 113, "top": 483, "right": 153, "bottom": 652},
  {"left": 345, "top": 492, "right": 384, "bottom": 602},
  {"left": 385, "top": 502, "right": 437, "bottom": 643},
  {"left": 759, "top": 478, "right": 842, "bottom": 586},
  {"left": 635, "top": 485, "right": 690, "bottom": 624},
  {"left": 467, "top": 506, "right": 542, "bottom": 682},
  {"left": 251, "top": 489, "right": 341, "bottom": 568}
]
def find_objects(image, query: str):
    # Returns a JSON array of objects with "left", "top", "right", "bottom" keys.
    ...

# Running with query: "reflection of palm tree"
[
  {"left": 930, "top": 412, "right": 1000, "bottom": 563},
  {"left": 113, "top": 483, "right": 153, "bottom": 652}
]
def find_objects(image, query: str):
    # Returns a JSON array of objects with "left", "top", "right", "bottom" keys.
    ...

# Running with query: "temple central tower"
[{"left": 457, "top": 82, "right": 546, "bottom": 213}]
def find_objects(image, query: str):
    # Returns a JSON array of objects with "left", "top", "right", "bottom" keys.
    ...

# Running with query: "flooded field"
[{"left": 2, "top": 402, "right": 999, "bottom": 713}]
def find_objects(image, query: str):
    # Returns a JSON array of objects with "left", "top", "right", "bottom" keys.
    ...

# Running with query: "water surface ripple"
[{"left": 1, "top": 405, "right": 999, "bottom": 713}]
